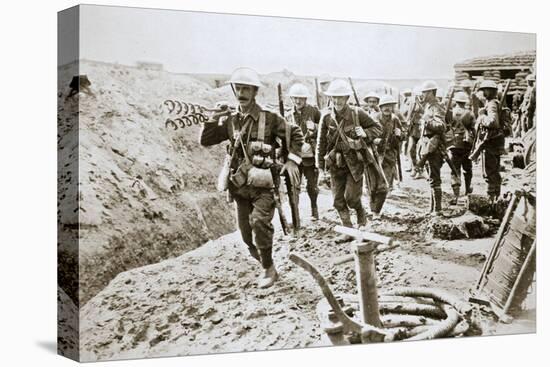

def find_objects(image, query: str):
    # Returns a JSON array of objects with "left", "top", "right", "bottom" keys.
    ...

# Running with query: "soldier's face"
[
  {"left": 421, "top": 90, "right": 435, "bottom": 103},
  {"left": 291, "top": 97, "right": 307, "bottom": 110},
  {"left": 482, "top": 88, "right": 496, "bottom": 100},
  {"left": 332, "top": 96, "right": 349, "bottom": 112},
  {"left": 234, "top": 84, "right": 258, "bottom": 108},
  {"left": 366, "top": 98, "right": 379, "bottom": 109},
  {"left": 381, "top": 104, "right": 393, "bottom": 116}
]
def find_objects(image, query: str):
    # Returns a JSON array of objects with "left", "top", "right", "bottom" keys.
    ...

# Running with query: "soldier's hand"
[
  {"left": 394, "top": 128, "right": 402, "bottom": 137},
  {"left": 355, "top": 127, "right": 367, "bottom": 138},
  {"left": 281, "top": 160, "right": 301, "bottom": 188}
]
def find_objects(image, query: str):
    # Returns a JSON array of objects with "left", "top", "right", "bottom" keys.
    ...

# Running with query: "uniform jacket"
[
  {"left": 418, "top": 100, "right": 446, "bottom": 156},
  {"left": 200, "top": 102, "right": 305, "bottom": 175},
  {"left": 477, "top": 98, "right": 504, "bottom": 151},
  {"left": 317, "top": 105, "right": 382, "bottom": 181},
  {"left": 377, "top": 113, "right": 403, "bottom": 162},
  {"left": 404, "top": 100, "right": 423, "bottom": 139},
  {"left": 447, "top": 105, "right": 475, "bottom": 150},
  {"left": 287, "top": 104, "right": 321, "bottom": 166}
]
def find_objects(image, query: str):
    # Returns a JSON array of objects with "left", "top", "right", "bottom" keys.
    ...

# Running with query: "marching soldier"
[
  {"left": 318, "top": 74, "right": 333, "bottom": 109},
  {"left": 363, "top": 91, "right": 381, "bottom": 119},
  {"left": 374, "top": 95, "right": 403, "bottom": 191},
  {"left": 199, "top": 67, "right": 304, "bottom": 288},
  {"left": 416, "top": 80, "right": 446, "bottom": 216},
  {"left": 317, "top": 79, "right": 382, "bottom": 227},
  {"left": 520, "top": 74, "right": 536, "bottom": 133},
  {"left": 475, "top": 80, "right": 505, "bottom": 205},
  {"left": 407, "top": 87, "right": 425, "bottom": 177},
  {"left": 447, "top": 91, "right": 475, "bottom": 205},
  {"left": 287, "top": 83, "right": 322, "bottom": 219}
]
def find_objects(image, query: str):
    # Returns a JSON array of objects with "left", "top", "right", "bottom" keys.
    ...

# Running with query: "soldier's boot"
[
  {"left": 335, "top": 209, "right": 354, "bottom": 243},
  {"left": 338, "top": 209, "right": 353, "bottom": 228},
  {"left": 310, "top": 195, "right": 319, "bottom": 220},
  {"left": 450, "top": 186, "right": 460, "bottom": 206},
  {"left": 464, "top": 176, "right": 473, "bottom": 195},
  {"left": 356, "top": 206, "right": 367, "bottom": 227},
  {"left": 433, "top": 188, "right": 443, "bottom": 216},
  {"left": 426, "top": 191, "right": 435, "bottom": 214},
  {"left": 257, "top": 247, "right": 278, "bottom": 288}
]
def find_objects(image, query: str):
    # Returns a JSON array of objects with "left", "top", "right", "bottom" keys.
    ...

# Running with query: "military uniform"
[
  {"left": 477, "top": 98, "right": 504, "bottom": 199},
  {"left": 404, "top": 99, "right": 423, "bottom": 171},
  {"left": 520, "top": 83, "right": 536, "bottom": 132},
  {"left": 417, "top": 99, "right": 446, "bottom": 213},
  {"left": 364, "top": 106, "right": 380, "bottom": 120},
  {"left": 288, "top": 103, "right": 322, "bottom": 217},
  {"left": 447, "top": 104, "right": 475, "bottom": 199},
  {"left": 377, "top": 113, "right": 403, "bottom": 189},
  {"left": 200, "top": 102, "right": 304, "bottom": 268},
  {"left": 317, "top": 105, "right": 382, "bottom": 226}
]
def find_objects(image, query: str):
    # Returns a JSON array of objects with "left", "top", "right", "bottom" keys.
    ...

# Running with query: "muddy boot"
[
  {"left": 433, "top": 188, "right": 443, "bottom": 216},
  {"left": 464, "top": 176, "right": 473, "bottom": 195},
  {"left": 310, "top": 195, "right": 319, "bottom": 220},
  {"left": 257, "top": 248, "right": 278, "bottom": 288},
  {"left": 450, "top": 186, "right": 460, "bottom": 206},
  {"left": 356, "top": 206, "right": 367, "bottom": 227},
  {"left": 335, "top": 209, "right": 354, "bottom": 243},
  {"left": 337, "top": 209, "right": 353, "bottom": 228}
]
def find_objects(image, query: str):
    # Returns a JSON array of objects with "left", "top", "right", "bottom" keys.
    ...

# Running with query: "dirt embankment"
[{"left": 58, "top": 61, "right": 243, "bottom": 305}]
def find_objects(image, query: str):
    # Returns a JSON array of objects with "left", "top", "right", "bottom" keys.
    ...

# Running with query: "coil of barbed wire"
[{"left": 162, "top": 99, "right": 232, "bottom": 130}]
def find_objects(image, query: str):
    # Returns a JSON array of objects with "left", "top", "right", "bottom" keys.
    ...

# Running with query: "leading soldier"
[
  {"left": 317, "top": 79, "right": 382, "bottom": 228},
  {"left": 287, "top": 83, "right": 322, "bottom": 219},
  {"left": 200, "top": 67, "right": 304, "bottom": 288},
  {"left": 415, "top": 80, "right": 446, "bottom": 215}
]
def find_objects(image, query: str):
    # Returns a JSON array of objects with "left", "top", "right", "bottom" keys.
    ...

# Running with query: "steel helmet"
[
  {"left": 460, "top": 79, "right": 474, "bottom": 89},
  {"left": 288, "top": 83, "right": 310, "bottom": 98},
  {"left": 363, "top": 91, "right": 380, "bottom": 102},
  {"left": 478, "top": 80, "right": 498, "bottom": 90},
  {"left": 324, "top": 79, "right": 353, "bottom": 97},
  {"left": 420, "top": 80, "right": 439, "bottom": 92},
  {"left": 318, "top": 74, "right": 332, "bottom": 84},
  {"left": 378, "top": 95, "right": 397, "bottom": 107},
  {"left": 226, "top": 67, "right": 262, "bottom": 88},
  {"left": 453, "top": 91, "right": 469, "bottom": 104},
  {"left": 402, "top": 88, "right": 412, "bottom": 96},
  {"left": 526, "top": 74, "right": 535, "bottom": 81}
]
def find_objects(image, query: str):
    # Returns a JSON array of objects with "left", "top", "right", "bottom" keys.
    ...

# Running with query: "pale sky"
[{"left": 75, "top": 5, "right": 536, "bottom": 79}]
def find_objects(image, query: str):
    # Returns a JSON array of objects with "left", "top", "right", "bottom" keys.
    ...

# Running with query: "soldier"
[
  {"left": 287, "top": 83, "right": 322, "bottom": 219},
  {"left": 374, "top": 95, "right": 403, "bottom": 191},
  {"left": 318, "top": 74, "right": 333, "bottom": 109},
  {"left": 407, "top": 87, "right": 425, "bottom": 177},
  {"left": 317, "top": 79, "right": 382, "bottom": 228},
  {"left": 475, "top": 80, "right": 505, "bottom": 205},
  {"left": 415, "top": 80, "right": 446, "bottom": 216},
  {"left": 520, "top": 74, "right": 536, "bottom": 133},
  {"left": 199, "top": 67, "right": 304, "bottom": 288},
  {"left": 363, "top": 91, "right": 381, "bottom": 120},
  {"left": 446, "top": 91, "right": 475, "bottom": 205}
]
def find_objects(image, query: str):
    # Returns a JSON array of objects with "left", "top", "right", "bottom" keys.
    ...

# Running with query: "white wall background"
[{"left": 0, "top": 1, "right": 546, "bottom": 366}]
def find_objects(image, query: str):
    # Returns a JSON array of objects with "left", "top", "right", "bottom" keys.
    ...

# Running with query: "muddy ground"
[{"left": 77, "top": 155, "right": 536, "bottom": 362}]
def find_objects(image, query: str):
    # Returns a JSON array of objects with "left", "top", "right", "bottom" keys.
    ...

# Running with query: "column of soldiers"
[{"left": 200, "top": 66, "right": 517, "bottom": 289}]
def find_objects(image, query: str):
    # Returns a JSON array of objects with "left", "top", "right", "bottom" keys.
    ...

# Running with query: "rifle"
[
  {"left": 348, "top": 77, "right": 361, "bottom": 106},
  {"left": 314, "top": 77, "right": 321, "bottom": 109},
  {"left": 271, "top": 165, "right": 290, "bottom": 235},
  {"left": 278, "top": 83, "right": 301, "bottom": 233},
  {"left": 469, "top": 79, "right": 511, "bottom": 161}
]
